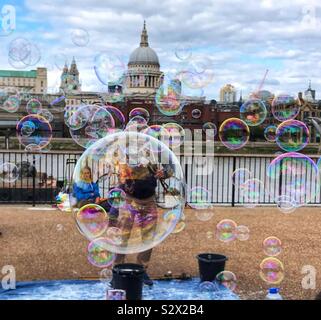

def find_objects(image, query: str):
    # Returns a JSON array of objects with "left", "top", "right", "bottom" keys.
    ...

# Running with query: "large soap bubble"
[
  {"left": 72, "top": 131, "right": 186, "bottom": 254},
  {"left": 266, "top": 152, "right": 319, "bottom": 206}
]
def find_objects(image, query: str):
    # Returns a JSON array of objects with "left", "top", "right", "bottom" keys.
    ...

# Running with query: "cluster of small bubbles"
[
  {"left": 240, "top": 99, "right": 267, "bottom": 126},
  {"left": 16, "top": 115, "right": 52, "bottom": 151},
  {"left": 202, "top": 122, "right": 217, "bottom": 140},
  {"left": 71, "top": 28, "right": 90, "bottom": 47},
  {"left": 163, "top": 123, "right": 185, "bottom": 148},
  {"left": 8, "top": 37, "right": 41, "bottom": 68},
  {"left": 216, "top": 271, "right": 237, "bottom": 292},
  {"left": 87, "top": 238, "right": 116, "bottom": 268},
  {"left": 259, "top": 257, "right": 284, "bottom": 284},
  {"left": 26, "top": 98, "right": 42, "bottom": 114},
  {"left": 263, "top": 236, "right": 282, "bottom": 256},
  {"left": 0, "top": 162, "right": 19, "bottom": 183},
  {"left": 271, "top": 94, "right": 301, "bottom": 121},
  {"left": 216, "top": 219, "right": 250, "bottom": 242},
  {"left": 267, "top": 152, "right": 319, "bottom": 206},
  {"left": 231, "top": 168, "right": 252, "bottom": 190},
  {"left": 264, "top": 125, "right": 277, "bottom": 142},
  {"left": 68, "top": 104, "right": 115, "bottom": 148},
  {"left": 219, "top": 118, "right": 250, "bottom": 150},
  {"left": 129, "top": 108, "right": 150, "bottom": 123},
  {"left": 275, "top": 120, "right": 309, "bottom": 152},
  {"left": 94, "top": 52, "right": 126, "bottom": 86}
]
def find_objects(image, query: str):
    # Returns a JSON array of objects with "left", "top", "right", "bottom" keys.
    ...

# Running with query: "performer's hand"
[{"left": 155, "top": 169, "right": 165, "bottom": 178}]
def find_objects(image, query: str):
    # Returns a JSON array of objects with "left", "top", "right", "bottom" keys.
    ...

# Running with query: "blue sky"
[{"left": 0, "top": 0, "right": 320, "bottom": 99}]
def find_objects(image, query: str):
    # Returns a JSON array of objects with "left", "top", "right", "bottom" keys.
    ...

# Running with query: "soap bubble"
[
  {"left": 72, "top": 131, "right": 186, "bottom": 254},
  {"left": 231, "top": 168, "right": 252, "bottom": 189},
  {"left": 240, "top": 99, "right": 267, "bottom": 126},
  {"left": 1, "top": 95, "right": 20, "bottom": 113},
  {"left": 37, "top": 109, "right": 54, "bottom": 122},
  {"left": 16, "top": 115, "right": 52, "bottom": 150},
  {"left": 266, "top": 152, "right": 319, "bottom": 206},
  {"left": 219, "top": 118, "right": 250, "bottom": 150},
  {"left": 87, "top": 238, "right": 116, "bottom": 268},
  {"left": 264, "top": 125, "right": 277, "bottom": 142},
  {"left": 259, "top": 257, "right": 284, "bottom": 284},
  {"left": 241, "top": 178, "right": 264, "bottom": 207},
  {"left": 105, "top": 105, "right": 126, "bottom": 129},
  {"left": 272, "top": 94, "right": 301, "bottom": 121},
  {"left": 0, "top": 162, "right": 19, "bottom": 183},
  {"left": 216, "top": 271, "right": 237, "bottom": 291},
  {"left": 26, "top": 98, "right": 42, "bottom": 114},
  {"left": 188, "top": 186, "right": 212, "bottom": 209},
  {"left": 236, "top": 225, "right": 250, "bottom": 241},
  {"left": 198, "top": 281, "right": 216, "bottom": 292},
  {"left": 107, "top": 188, "right": 126, "bottom": 209},
  {"left": 216, "top": 219, "right": 237, "bottom": 242},
  {"left": 129, "top": 108, "right": 150, "bottom": 123},
  {"left": 99, "top": 268, "right": 113, "bottom": 285},
  {"left": 275, "top": 195, "right": 297, "bottom": 213},
  {"left": 203, "top": 122, "right": 217, "bottom": 140},
  {"left": 155, "top": 83, "right": 183, "bottom": 116},
  {"left": 275, "top": 120, "right": 309, "bottom": 152},
  {"left": 71, "top": 28, "right": 89, "bottom": 47},
  {"left": 163, "top": 123, "right": 185, "bottom": 148},
  {"left": 263, "top": 236, "right": 282, "bottom": 256}
]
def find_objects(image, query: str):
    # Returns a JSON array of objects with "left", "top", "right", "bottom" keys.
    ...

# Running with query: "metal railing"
[{"left": 0, "top": 150, "right": 320, "bottom": 206}]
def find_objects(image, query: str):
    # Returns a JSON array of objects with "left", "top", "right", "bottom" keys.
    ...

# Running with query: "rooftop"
[{"left": 0, "top": 70, "right": 37, "bottom": 78}]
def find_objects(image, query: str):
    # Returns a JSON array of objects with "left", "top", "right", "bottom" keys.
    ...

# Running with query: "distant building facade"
[
  {"left": 0, "top": 68, "right": 47, "bottom": 94},
  {"left": 219, "top": 84, "right": 237, "bottom": 103}
]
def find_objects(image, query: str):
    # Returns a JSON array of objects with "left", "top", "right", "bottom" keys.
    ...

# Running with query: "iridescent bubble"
[
  {"left": 206, "top": 231, "right": 214, "bottom": 239},
  {"left": 37, "top": 109, "right": 54, "bottom": 122},
  {"left": 175, "top": 44, "right": 193, "bottom": 60},
  {"left": 129, "top": 108, "right": 150, "bottom": 123},
  {"left": 275, "top": 195, "right": 297, "bottom": 213},
  {"left": 241, "top": 178, "right": 264, "bottom": 208},
  {"left": 16, "top": 114, "right": 52, "bottom": 150},
  {"left": 0, "top": 162, "right": 19, "bottom": 183},
  {"left": 259, "top": 257, "right": 284, "bottom": 284},
  {"left": 75, "top": 204, "right": 109, "bottom": 240},
  {"left": 216, "top": 271, "right": 237, "bottom": 291},
  {"left": 107, "top": 188, "right": 126, "bottom": 209},
  {"left": 275, "top": 120, "right": 309, "bottom": 152},
  {"left": 219, "top": 118, "right": 250, "bottom": 150},
  {"left": 172, "top": 221, "right": 186, "bottom": 234},
  {"left": 231, "top": 168, "right": 252, "bottom": 189},
  {"left": 272, "top": 94, "right": 301, "bottom": 121},
  {"left": 87, "top": 238, "right": 116, "bottom": 268},
  {"left": 163, "top": 123, "right": 185, "bottom": 148},
  {"left": 195, "top": 210, "right": 214, "bottom": 222},
  {"left": 216, "top": 219, "right": 237, "bottom": 242},
  {"left": 99, "top": 268, "right": 113, "bottom": 285},
  {"left": 142, "top": 125, "right": 170, "bottom": 151},
  {"left": 191, "top": 109, "right": 202, "bottom": 119},
  {"left": 105, "top": 105, "right": 126, "bottom": 129},
  {"left": 155, "top": 83, "right": 182, "bottom": 116},
  {"left": 198, "top": 281, "right": 216, "bottom": 292},
  {"left": 236, "top": 225, "right": 250, "bottom": 241},
  {"left": 188, "top": 186, "right": 212, "bottom": 210},
  {"left": 69, "top": 105, "right": 115, "bottom": 148},
  {"left": 266, "top": 152, "right": 319, "bottom": 206},
  {"left": 71, "top": 28, "right": 90, "bottom": 47},
  {"left": 26, "top": 98, "right": 42, "bottom": 114},
  {"left": 264, "top": 125, "right": 277, "bottom": 142},
  {"left": 73, "top": 132, "right": 185, "bottom": 254},
  {"left": 240, "top": 99, "right": 267, "bottom": 126},
  {"left": 2, "top": 95, "right": 20, "bottom": 113},
  {"left": 94, "top": 52, "right": 126, "bottom": 86},
  {"left": 202, "top": 122, "right": 217, "bottom": 140},
  {"left": 263, "top": 236, "right": 282, "bottom": 256}
]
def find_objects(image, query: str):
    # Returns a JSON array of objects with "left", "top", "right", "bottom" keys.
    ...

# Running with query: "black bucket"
[
  {"left": 196, "top": 253, "right": 228, "bottom": 282},
  {"left": 112, "top": 263, "right": 145, "bottom": 300}
]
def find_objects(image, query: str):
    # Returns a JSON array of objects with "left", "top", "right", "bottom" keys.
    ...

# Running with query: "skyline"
[{"left": 0, "top": 0, "right": 321, "bottom": 100}]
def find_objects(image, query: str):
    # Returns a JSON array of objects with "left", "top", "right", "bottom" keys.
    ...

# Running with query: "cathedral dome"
[
  {"left": 129, "top": 46, "right": 159, "bottom": 66},
  {"left": 128, "top": 21, "right": 160, "bottom": 67}
]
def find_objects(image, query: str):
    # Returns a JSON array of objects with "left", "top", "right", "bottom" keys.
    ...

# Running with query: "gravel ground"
[{"left": 1, "top": 205, "right": 321, "bottom": 300}]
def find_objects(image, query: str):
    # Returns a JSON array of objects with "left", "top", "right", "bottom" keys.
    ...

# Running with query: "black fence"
[{"left": 0, "top": 151, "right": 320, "bottom": 206}]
